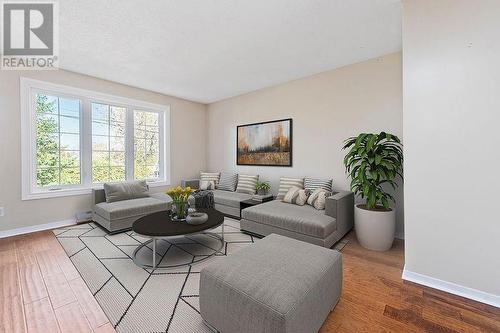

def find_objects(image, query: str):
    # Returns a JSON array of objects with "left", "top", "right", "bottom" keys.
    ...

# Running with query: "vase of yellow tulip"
[{"left": 166, "top": 186, "right": 195, "bottom": 221}]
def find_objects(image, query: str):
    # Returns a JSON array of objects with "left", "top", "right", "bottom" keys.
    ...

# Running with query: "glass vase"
[{"left": 171, "top": 199, "right": 188, "bottom": 221}]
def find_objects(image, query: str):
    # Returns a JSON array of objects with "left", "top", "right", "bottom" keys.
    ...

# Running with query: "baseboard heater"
[{"left": 76, "top": 211, "right": 92, "bottom": 224}]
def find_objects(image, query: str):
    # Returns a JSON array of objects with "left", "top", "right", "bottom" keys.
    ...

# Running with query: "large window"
[
  {"left": 134, "top": 110, "right": 161, "bottom": 180},
  {"left": 35, "top": 94, "right": 81, "bottom": 187},
  {"left": 21, "top": 79, "right": 170, "bottom": 200},
  {"left": 91, "top": 103, "right": 127, "bottom": 183}
]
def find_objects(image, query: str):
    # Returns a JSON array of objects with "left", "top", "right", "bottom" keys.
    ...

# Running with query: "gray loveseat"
[{"left": 92, "top": 181, "right": 172, "bottom": 233}]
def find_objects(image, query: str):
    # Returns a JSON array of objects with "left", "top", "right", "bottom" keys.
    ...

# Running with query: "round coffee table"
[{"left": 131, "top": 208, "right": 225, "bottom": 269}]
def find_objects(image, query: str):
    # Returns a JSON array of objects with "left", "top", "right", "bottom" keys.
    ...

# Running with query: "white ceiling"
[{"left": 59, "top": 0, "right": 402, "bottom": 104}]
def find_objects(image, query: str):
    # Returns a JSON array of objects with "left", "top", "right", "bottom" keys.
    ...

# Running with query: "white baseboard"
[
  {"left": 0, "top": 219, "right": 76, "bottom": 239},
  {"left": 402, "top": 268, "right": 500, "bottom": 308}
]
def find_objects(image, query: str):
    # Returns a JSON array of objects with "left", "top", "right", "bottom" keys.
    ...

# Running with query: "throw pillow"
[
  {"left": 236, "top": 174, "right": 259, "bottom": 194},
  {"left": 282, "top": 186, "right": 301, "bottom": 203},
  {"left": 200, "top": 172, "right": 220, "bottom": 186},
  {"left": 199, "top": 180, "right": 215, "bottom": 190},
  {"left": 283, "top": 187, "right": 309, "bottom": 206},
  {"left": 277, "top": 177, "right": 304, "bottom": 200},
  {"left": 103, "top": 180, "right": 149, "bottom": 203},
  {"left": 295, "top": 189, "right": 309, "bottom": 206},
  {"left": 307, "top": 188, "right": 331, "bottom": 210},
  {"left": 304, "top": 177, "right": 333, "bottom": 193},
  {"left": 217, "top": 173, "right": 238, "bottom": 191}
]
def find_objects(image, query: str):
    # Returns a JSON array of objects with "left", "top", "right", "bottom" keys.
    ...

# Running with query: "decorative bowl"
[{"left": 186, "top": 212, "right": 208, "bottom": 225}]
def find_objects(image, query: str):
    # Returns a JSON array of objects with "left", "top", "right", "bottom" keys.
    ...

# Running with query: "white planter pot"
[{"left": 354, "top": 204, "right": 396, "bottom": 251}]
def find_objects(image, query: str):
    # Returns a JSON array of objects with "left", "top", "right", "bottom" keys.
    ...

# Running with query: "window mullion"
[
  {"left": 159, "top": 111, "right": 165, "bottom": 181},
  {"left": 57, "top": 97, "right": 62, "bottom": 185},
  {"left": 81, "top": 98, "right": 92, "bottom": 187},
  {"left": 125, "top": 108, "right": 134, "bottom": 181}
]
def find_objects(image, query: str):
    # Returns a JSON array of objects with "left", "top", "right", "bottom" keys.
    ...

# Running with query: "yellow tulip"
[{"left": 166, "top": 186, "right": 195, "bottom": 201}]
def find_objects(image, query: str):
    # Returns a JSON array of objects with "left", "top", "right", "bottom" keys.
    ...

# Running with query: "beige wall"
[
  {"left": 0, "top": 70, "right": 206, "bottom": 232},
  {"left": 206, "top": 53, "right": 404, "bottom": 236},
  {"left": 403, "top": 0, "right": 500, "bottom": 298}
]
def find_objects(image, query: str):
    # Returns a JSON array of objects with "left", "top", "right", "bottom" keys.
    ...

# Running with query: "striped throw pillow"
[
  {"left": 200, "top": 172, "right": 220, "bottom": 186},
  {"left": 277, "top": 177, "right": 304, "bottom": 200},
  {"left": 236, "top": 174, "right": 259, "bottom": 194},
  {"left": 282, "top": 186, "right": 308, "bottom": 206},
  {"left": 307, "top": 188, "right": 331, "bottom": 210},
  {"left": 304, "top": 177, "right": 333, "bottom": 192},
  {"left": 217, "top": 173, "right": 238, "bottom": 192}
]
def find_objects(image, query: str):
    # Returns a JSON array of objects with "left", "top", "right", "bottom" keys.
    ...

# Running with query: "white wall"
[
  {"left": 206, "top": 53, "right": 404, "bottom": 237},
  {"left": 0, "top": 70, "right": 207, "bottom": 233},
  {"left": 403, "top": 0, "right": 500, "bottom": 301}
]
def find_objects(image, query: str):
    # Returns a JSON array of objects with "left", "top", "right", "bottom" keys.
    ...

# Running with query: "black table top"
[
  {"left": 240, "top": 196, "right": 274, "bottom": 206},
  {"left": 132, "top": 208, "right": 224, "bottom": 237}
]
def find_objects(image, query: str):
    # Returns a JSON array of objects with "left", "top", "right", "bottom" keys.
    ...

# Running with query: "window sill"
[{"left": 22, "top": 180, "right": 171, "bottom": 201}]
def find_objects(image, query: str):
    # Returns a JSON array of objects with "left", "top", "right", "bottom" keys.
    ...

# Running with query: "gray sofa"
[
  {"left": 183, "top": 177, "right": 354, "bottom": 248},
  {"left": 241, "top": 191, "right": 354, "bottom": 248},
  {"left": 92, "top": 188, "right": 172, "bottom": 233},
  {"left": 182, "top": 179, "right": 252, "bottom": 218}
]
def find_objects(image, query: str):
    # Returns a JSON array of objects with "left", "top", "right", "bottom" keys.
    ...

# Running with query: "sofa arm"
[
  {"left": 325, "top": 191, "right": 354, "bottom": 234},
  {"left": 181, "top": 179, "right": 200, "bottom": 189},
  {"left": 92, "top": 188, "right": 106, "bottom": 206}
]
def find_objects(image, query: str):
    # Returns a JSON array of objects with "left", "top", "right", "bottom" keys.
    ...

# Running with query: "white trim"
[
  {"left": 20, "top": 78, "right": 169, "bottom": 111},
  {"left": 0, "top": 219, "right": 76, "bottom": 239},
  {"left": 402, "top": 268, "right": 500, "bottom": 308},
  {"left": 20, "top": 77, "right": 171, "bottom": 200}
]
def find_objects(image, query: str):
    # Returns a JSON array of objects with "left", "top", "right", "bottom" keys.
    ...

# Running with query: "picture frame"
[{"left": 236, "top": 118, "right": 292, "bottom": 166}]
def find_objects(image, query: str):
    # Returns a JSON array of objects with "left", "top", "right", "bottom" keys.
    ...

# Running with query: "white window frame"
[{"left": 21, "top": 77, "right": 171, "bottom": 200}]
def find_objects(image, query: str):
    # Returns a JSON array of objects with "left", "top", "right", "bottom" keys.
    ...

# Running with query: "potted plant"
[
  {"left": 343, "top": 132, "right": 403, "bottom": 251},
  {"left": 255, "top": 181, "right": 271, "bottom": 195}
]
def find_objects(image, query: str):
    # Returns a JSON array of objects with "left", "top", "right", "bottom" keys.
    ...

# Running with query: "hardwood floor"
[
  {"left": 320, "top": 233, "right": 500, "bottom": 333},
  {"left": 1, "top": 229, "right": 499, "bottom": 333},
  {"left": 0, "top": 230, "right": 115, "bottom": 333}
]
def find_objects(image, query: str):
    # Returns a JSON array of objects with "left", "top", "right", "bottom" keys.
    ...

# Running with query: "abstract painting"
[{"left": 237, "top": 118, "right": 292, "bottom": 166}]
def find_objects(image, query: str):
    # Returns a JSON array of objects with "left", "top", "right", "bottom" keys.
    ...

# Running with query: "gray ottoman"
[{"left": 199, "top": 233, "right": 342, "bottom": 333}]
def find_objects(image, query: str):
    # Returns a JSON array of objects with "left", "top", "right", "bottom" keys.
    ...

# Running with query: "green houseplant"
[
  {"left": 343, "top": 132, "right": 403, "bottom": 251},
  {"left": 255, "top": 181, "right": 271, "bottom": 195}
]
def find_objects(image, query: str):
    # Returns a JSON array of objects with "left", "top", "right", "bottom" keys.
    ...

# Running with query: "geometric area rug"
[{"left": 53, "top": 218, "right": 348, "bottom": 333}]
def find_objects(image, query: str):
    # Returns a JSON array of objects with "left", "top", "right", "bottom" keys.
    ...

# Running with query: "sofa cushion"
[
  {"left": 277, "top": 177, "right": 304, "bottom": 200},
  {"left": 212, "top": 189, "right": 253, "bottom": 208},
  {"left": 217, "top": 173, "right": 238, "bottom": 191},
  {"left": 241, "top": 200, "right": 337, "bottom": 238},
  {"left": 236, "top": 174, "right": 259, "bottom": 194},
  {"left": 200, "top": 172, "right": 220, "bottom": 186},
  {"left": 149, "top": 192, "right": 174, "bottom": 204},
  {"left": 94, "top": 197, "right": 168, "bottom": 220},
  {"left": 103, "top": 180, "right": 149, "bottom": 203},
  {"left": 304, "top": 177, "right": 333, "bottom": 192}
]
